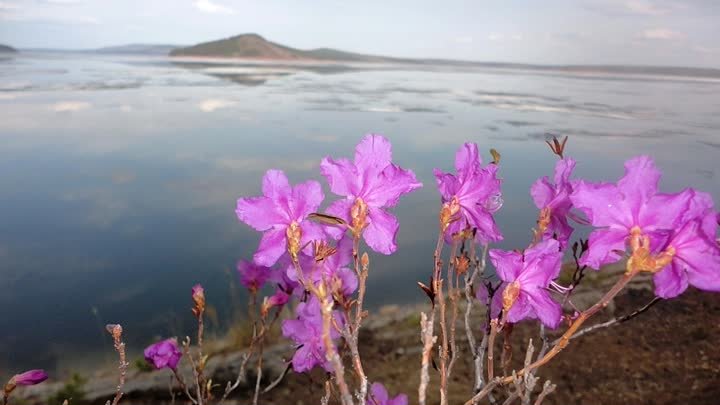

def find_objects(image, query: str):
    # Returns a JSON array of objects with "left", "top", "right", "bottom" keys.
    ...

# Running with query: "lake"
[{"left": 1, "top": 52, "right": 719, "bottom": 377}]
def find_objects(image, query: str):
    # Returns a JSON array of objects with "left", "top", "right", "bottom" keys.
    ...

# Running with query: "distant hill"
[
  {"left": 0, "top": 44, "right": 18, "bottom": 53},
  {"left": 169, "top": 33, "right": 401, "bottom": 62},
  {"left": 167, "top": 34, "right": 720, "bottom": 80}
]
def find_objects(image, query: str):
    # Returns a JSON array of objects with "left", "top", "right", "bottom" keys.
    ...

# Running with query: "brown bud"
[
  {"left": 455, "top": 255, "right": 470, "bottom": 276},
  {"left": 490, "top": 148, "right": 501, "bottom": 165},
  {"left": 545, "top": 135, "right": 568, "bottom": 159},
  {"left": 191, "top": 284, "right": 205, "bottom": 317},
  {"left": 439, "top": 197, "right": 461, "bottom": 232},
  {"left": 361, "top": 252, "right": 370, "bottom": 270}
]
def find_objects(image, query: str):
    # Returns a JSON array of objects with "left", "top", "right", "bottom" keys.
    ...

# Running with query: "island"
[{"left": 0, "top": 44, "right": 18, "bottom": 53}]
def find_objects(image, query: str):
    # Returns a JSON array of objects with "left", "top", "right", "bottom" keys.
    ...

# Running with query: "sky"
[{"left": 1, "top": 0, "right": 719, "bottom": 67}]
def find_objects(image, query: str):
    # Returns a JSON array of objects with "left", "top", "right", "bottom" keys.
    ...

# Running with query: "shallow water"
[{"left": 1, "top": 52, "right": 719, "bottom": 376}]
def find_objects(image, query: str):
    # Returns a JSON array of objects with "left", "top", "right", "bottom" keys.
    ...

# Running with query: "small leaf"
[
  {"left": 308, "top": 213, "right": 347, "bottom": 226},
  {"left": 417, "top": 279, "right": 435, "bottom": 305}
]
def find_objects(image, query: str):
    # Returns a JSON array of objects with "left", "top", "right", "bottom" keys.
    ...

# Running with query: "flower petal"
[
  {"left": 363, "top": 208, "right": 400, "bottom": 255},
  {"left": 506, "top": 293, "right": 533, "bottom": 323},
  {"left": 653, "top": 262, "right": 688, "bottom": 299},
  {"left": 366, "top": 163, "right": 422, "bottom": 207},
  {"left": 433, "top": 169, "right": 459, "bottom": 201},
  {"left": 290, "top": 180, "right": 324, "bottom": 220},
  {"left": 253, "top": 228, "right": 287, "bottom": 267},
  {"left": 455, "top": 142, "right": 482, "bottom": 180},
  {"left": 524, "top": 288, "right": 563, "bottom": 329},
  {"left": 530, "top": 176, "right": 554, "bottom": 209},
  {"left": 320, "top": 157, "right": 358, "bottom": 198},
  {"left": 617, "top": 156, "right": 660, "bottom": 222},
  {"left": 519, "top": 239, "right": 562, "bottom": 287},
  {"left": 370, "top": 382, "right": 389, "bottom": 403},
  {"left": 464, "top": 203, "right": 503, "bottom": 243},
  {"left": 354, "top": 134, "right": 392, "bottom": 171},
  {"left": 489, "top": 249, "right": 523, "bottom": 282},
  {"left": 570, "top": 181, "right": 632, "bottom": 229},
  {"left": 236, "top": 196, "right": 286, "bottom": 231},
  {"left": 580, "top": 228, "right": 628, "bottom": 269},
  {"left": 640, "top": 189, "right": 693, "bottom": 231}
]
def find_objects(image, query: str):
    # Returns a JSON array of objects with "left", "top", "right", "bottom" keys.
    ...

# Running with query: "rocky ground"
[{"left": 16, "top": 265, "right": 720, "bottom": 405}]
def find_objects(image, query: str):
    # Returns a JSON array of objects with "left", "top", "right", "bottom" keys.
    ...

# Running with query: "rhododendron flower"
[
  {"left": 7, "top": 369, "right": 48, "bottom": 388},
  {"left": 490, "top": 239, "right": 563, "bottom": 328},
  {"left": 531, "top": 158, "right": 577, "bottom": 248},
  {"left": 434, "top": 142, "right": 503, "bottom": 243},
  {"left": 281, "top": 297, "right": 344, "bottom": 372},
  {"left": 367, "top": 382, "right": 408, "bottom": 405},
  {"left": 570, "top": 156, "right": 692, "bottom": 269},
  {"left": 653, "top": 191, "right": 720, "bottom": 298},
  {"left": 287, "top": 237, "right": 358, "bottom": 297},
  {"left": 320, "top": 134, "right": 422, "bottom": 254},
  {"left": 236, "top": 169, "right": 325, "bottom": 266},
  {"left": 144, "top": 338, "right": 182, "bottom": 370},
  {"left": 237, "top": 259, "right": 272, "bottom": 292}
]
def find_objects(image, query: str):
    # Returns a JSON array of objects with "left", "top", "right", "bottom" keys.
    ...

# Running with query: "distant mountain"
[
  {"left": 167, "top": 34, "right": 720, "bottom": 80},
  {"left": 169, "top": 33, "right": 402, "bottom": 62},
  {"left": 92, "top": 44, "right": 181, "bottom": 55},
  {"left": 0, "top": 44, "right": 18, "bottom": 53}
]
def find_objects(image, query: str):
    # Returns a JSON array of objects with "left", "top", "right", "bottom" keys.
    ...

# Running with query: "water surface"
[{"left": 1, "top": 52, "right": 719, "bottom": 376}]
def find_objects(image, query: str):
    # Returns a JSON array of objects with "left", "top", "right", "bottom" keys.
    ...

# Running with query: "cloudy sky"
[{"left": 1, "top": 0, "right": 719, "bottom": 67}]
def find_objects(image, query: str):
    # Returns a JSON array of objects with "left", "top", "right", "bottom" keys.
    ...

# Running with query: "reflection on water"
[{"left": 1, "top": 52, "right": 719, "bottom": 376}]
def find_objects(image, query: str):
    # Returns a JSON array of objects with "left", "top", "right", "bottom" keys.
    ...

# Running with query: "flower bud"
[
  {"left": 191, "top": 284, "right": 205, "bottom": 317},
  {"left": 4, "top": 369, "right": 48, "bottom": 394}
]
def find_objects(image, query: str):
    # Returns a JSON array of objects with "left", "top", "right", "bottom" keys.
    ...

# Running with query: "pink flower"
[
  {"left": 434, "top": 143, "right": 503, "bottom": 243},
  {"left": 530, "top": 158, "right": 577, "bottom": 249},
  {"left": 10, "top": 369, "right": 48, "bottom": 386},
  {"left": 236, "top": 170, "right": 325, "bottom": 266},
  {"left": 653, "top": 191, "right": 720, "bottom": 298},
  {"left": 237, "top": 260, "right": 272, "bottom": 292},
  {"left": 367, "top": 382, "right": 408, "bottom": 405},
  {"left": 281, "top": 297, "right": 344, "bottom": 373},
  {"left": 570, "top": 156, "right": 693, "bottom": 269},
  {"left": 144, "top": 338, "right": 182, "bottom": 370},
  {"left": 320, "top": 134, "right": 422, "bottom": 254},
  {"left": 489, "top": 239, "right": 563, "bottom": 328}
]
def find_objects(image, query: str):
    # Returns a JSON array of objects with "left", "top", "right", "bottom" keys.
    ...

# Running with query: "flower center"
[
  {"left": 286, "top": 221, "right": 302, "bottom": 261},
  {"left": 350, "top": 198, "right": 369, "bottom": 235},
  {"left": 502, "top": 280, "right": 521, "bottom": 314},
  {"left": 626, "top": 226, "right": 675, "bottom": 273}
]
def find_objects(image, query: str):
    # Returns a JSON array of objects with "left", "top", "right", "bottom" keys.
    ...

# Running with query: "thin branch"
[
  {"left": 532, "top": 381, "right": 556, "bottom": 405},
  {"left": 262, "top": 363, "right": 292, "bottom": 394},
  {"left": 554, "top": 296, "right": 661, "bottom": 345}
]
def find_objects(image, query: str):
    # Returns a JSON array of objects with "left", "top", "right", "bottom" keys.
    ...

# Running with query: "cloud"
[
  {"left": 454, "top": 36, "right": 473, "bottom": 44},
  {"left": 52, "top": 101, "right": 92, "bottom": 112},
  {"left": 198, "top": 98, "right": 236, "bottom": 112},
  {"left": 641, "top": 28, "right": 686, "bottom": 40},
  {"left": 193, "top": 0, "right": 234, "bottom": 14},
  {"left": 624, "top": 0, "right": 669, "bottom": 15},
  {"left": 0, "top": 2, "right": 19, "bottom": 11},
  {"left": 487, "top": 33, "right": 503, "bottom": 41}
]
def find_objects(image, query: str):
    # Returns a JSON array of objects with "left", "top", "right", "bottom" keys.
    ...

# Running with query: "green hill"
[{"left": 169, "top": 33, "right": 397, "bottom": 62}]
